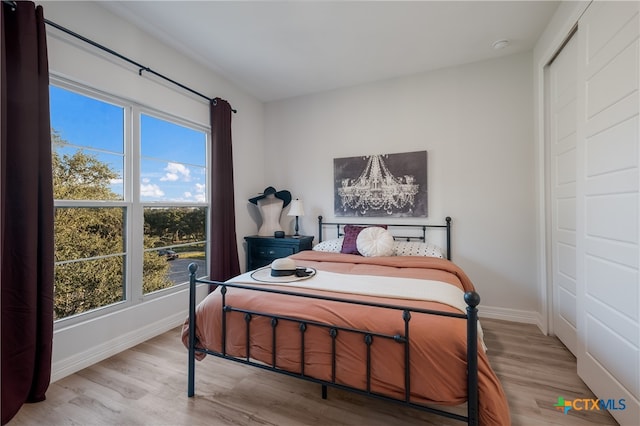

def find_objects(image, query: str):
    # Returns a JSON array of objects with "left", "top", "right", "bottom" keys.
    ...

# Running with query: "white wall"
[
  {"left": 39, "top": 1, "right": 264, "bottom": 381},
  {"left": 264, "top": 52, "right": 538, "bottom": 321}
]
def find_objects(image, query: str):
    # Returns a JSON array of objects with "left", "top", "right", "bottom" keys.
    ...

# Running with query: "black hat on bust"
[{"left": 248, "top": 186, "right": 292, "bottom": 208}]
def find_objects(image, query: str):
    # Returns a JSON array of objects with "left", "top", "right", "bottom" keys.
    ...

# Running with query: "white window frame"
[{"left": 51, "top": 76, "right": 210, "bottom": 329}]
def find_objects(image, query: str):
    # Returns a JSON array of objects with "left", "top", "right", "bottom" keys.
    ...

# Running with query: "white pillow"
[
  {"left": 313, "top": 238, "right": 344, "bottom": 253},
  {"left": 392, "top": 241, "right": 444, "bottom": 258},
  {"left": 356, "top": 227, "right": 394, "bottom": 257}
]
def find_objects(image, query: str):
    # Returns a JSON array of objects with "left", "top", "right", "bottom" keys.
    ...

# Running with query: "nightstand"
[{"left": 244, "top": 235, "right": 314, "bottom": 271}]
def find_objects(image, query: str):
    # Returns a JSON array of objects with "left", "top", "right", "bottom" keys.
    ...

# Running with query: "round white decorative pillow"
[{"left": 356, "top": 227, "right": 394, "bottom": 257}]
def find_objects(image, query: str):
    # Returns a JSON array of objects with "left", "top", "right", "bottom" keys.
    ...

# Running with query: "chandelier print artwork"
[{"left": 334, "top": 151, "right": 427, "bottom": 217}]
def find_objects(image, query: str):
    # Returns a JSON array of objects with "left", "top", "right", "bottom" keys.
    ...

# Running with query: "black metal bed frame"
[
  {"left": 187, "top": 217, "right": 480, "bottom": 425},
  {"left": 317, "top": 215, "right": 452, "bottom": 260}
]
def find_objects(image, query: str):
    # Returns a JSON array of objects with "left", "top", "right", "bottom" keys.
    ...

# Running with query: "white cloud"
[
  {"left": 182, "top": 189, "right": 206, "bottom": 202},
  {"left": 160, "top": 162, "right": 190, "bottom": 182},
  {"left": 161, "top": 173, "right": 179, "bottom": 182},
  {"left": 140, "top": 183, "right": 164, "bottom": 197},
  {"left": 181, "top": 183, "right": 206, "bottom": 202}
]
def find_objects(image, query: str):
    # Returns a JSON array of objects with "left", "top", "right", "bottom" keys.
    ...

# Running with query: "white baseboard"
[
  {"left": 51, "top": 310, "right": 186, "bottom": 383},
  {"left": 479, "top": 305, "right": 540, "bottom": 327}
]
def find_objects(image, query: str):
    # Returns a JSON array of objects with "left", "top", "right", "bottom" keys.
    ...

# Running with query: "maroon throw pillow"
[
  {"left": 340, "top": 225, "right": 366, "bottom": 254},
  {"left": 340, "top": 224, "right": 387, "bottom": 255}
]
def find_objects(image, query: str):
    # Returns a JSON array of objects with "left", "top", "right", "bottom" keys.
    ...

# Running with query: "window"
[
  {"left": 50, "top": 81, "right": 208, "bottom": 321},
  {"left": 140, "top": 113, "right": 207, "bottom": 295}
]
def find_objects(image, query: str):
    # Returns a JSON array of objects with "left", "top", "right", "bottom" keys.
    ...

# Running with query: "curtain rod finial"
[{"left": 211, "top": 97, "right": 237, "bottom": 113}]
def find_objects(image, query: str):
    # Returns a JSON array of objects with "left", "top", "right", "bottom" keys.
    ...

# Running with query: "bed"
[{"left": 181, "top": 216, "right": 510, "bottom": 425}]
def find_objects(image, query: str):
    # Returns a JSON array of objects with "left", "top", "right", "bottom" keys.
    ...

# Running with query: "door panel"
[
  {"left": 550, "top": 32, "right": 578, "bottom": 355},
  {"left": 576, "top": 2, "right": 640, "bottom": 424}
]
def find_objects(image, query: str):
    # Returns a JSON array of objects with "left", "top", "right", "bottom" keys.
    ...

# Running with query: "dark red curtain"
[
  {"left": 209, "top": 98, "right": 240, "bottom": 282},
  {"left": 1, "top": 2, "right": 55, "bottom": 424}
]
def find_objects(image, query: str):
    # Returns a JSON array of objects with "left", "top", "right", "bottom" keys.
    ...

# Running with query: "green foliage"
[
  {"left": 54, "top": 207, "right": 124, "bottom": 262},
  {"left": 52, "top": 130, "right": 120, "bottom": 201},
  {"left": 143, "top": 250, "right": 174, "bottom": 294},
  {"left": 54, "top": 256, "right": 124, "bottom": 320},
  {"left": 144, "top": 207, "right": 206, "bottom": 246}
]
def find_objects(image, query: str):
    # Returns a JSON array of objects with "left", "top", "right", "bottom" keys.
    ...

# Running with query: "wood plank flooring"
[{"left": 10, "top": 319, "right": 618, "bottom": 425}]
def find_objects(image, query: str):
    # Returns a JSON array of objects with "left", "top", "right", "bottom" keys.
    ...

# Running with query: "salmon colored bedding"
[{"left": 182, "top": 251, "right": 510, "bottom": 425}]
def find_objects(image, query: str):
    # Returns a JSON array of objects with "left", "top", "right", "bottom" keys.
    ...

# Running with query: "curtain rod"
[{"left": 2, "top": 0, "right": 237, "bottom": 113}]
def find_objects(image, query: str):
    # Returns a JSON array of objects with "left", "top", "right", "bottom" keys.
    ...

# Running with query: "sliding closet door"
[
  {"left": 576, "top": 2, "right": 639, "bottom": 424},
  {"left": 549, "top": 33, "right": 578, "bottom": 356}
]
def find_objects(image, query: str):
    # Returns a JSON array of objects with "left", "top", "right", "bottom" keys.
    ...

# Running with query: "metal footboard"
[{"left": 187, "top": 263, "right": 480, "bottom": 425}]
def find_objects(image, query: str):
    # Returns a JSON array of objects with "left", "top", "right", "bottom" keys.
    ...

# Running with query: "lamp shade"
[{"left": 287, "top": 199, "right": 305, "bottom": 217}]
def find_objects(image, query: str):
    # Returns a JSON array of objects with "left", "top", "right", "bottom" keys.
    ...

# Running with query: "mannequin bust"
[
  {"left": 248, "top": 186, "right": 292, "bottom": 237},
  {"left": 257, "top": 194, "right": 284, "bottom": 236}
]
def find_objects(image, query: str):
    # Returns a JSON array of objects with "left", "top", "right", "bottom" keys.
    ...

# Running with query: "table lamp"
[{"left": 287, "top": 199, "right": 304, "bottom": 237}]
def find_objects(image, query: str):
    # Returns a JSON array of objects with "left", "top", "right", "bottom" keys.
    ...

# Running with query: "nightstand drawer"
[
  {"left": 244, "top": 235, "right": 314, "bottom": 271},
  {"left": 250, "top": 245, "right": 294, "bottom": 259}
]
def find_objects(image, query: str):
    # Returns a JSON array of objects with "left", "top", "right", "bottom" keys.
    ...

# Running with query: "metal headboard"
[{"left": 317, "top": 216, "right": 452, "bottom": 260}]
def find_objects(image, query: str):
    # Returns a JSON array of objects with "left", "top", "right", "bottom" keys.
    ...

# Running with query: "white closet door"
[
  {"left": 576, "top": 1, "right": 639, "bottom": 424},
  {"left": 550, "top": 33, "right": 578, "bottom": 356}
]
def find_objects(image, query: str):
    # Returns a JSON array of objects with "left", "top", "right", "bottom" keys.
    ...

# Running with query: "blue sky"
[{"left": 50, "top": 85, "right": 206, "bottom": 202}]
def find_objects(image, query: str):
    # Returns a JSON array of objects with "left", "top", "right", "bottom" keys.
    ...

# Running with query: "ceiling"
[{"left": 99, "top": 1, "right": 559, "bottom": 102}]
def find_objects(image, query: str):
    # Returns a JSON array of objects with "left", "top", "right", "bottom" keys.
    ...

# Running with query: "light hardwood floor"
[{"left": 10, "top": 318, "right": 618, "bottom": 425}]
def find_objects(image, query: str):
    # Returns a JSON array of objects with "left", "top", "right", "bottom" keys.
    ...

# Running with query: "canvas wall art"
[{"left": 334, "top": 150, "right": 427, "bottom": 217}]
